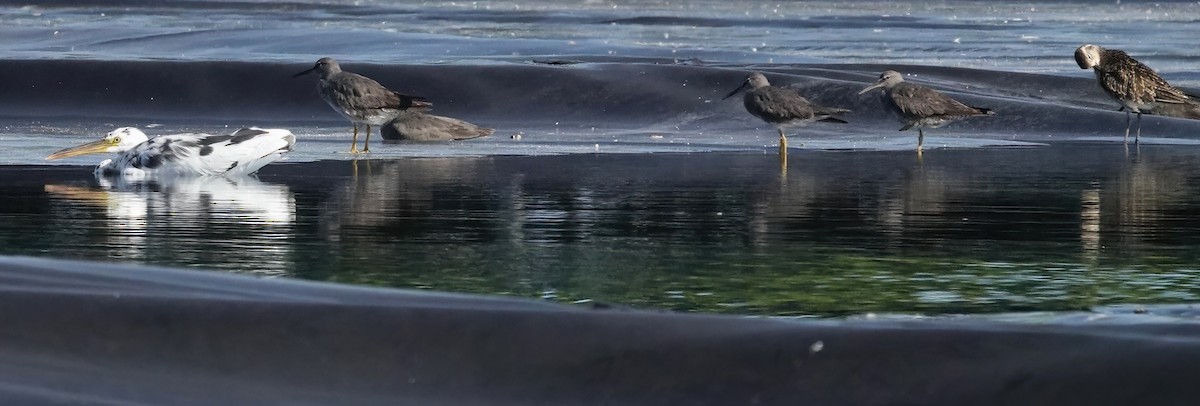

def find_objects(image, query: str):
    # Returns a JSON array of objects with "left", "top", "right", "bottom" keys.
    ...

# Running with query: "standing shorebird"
[
  {"left": 858, "top": 70, "right": 994, "bottom": 152},
  {"left": 46, "top": 127, "right": 295, "bottom": 178},
  {"left": 1075, "top": 44, "right": 1193, "bottom": 142},
  {"left": 294, "top": 57, "right": 432, "bottom": 153},
  {"left": 722, "top": 72, "right": 850, "bottom": 150}
]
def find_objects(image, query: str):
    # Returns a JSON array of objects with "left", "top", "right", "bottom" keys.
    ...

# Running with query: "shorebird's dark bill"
[
  {"left": 292, "top": 66, "right": 316, "bottom": 78},
  {"left": 722, "top": 82, "right": 747, "bottom": 100}
]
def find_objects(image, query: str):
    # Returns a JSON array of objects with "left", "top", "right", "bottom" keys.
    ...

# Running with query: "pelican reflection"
[{"left": 43, "top": 176, "right": 296, "bottom": 276}]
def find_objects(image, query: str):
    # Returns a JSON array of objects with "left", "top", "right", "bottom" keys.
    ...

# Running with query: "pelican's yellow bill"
[{"left": 46, "top": 139, "right": 113, "bottom": 160}]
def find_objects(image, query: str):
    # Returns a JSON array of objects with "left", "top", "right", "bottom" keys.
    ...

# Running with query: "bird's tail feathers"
[
  {"left": 399, "top": 93, "right": 434, "bottom": 110},
  {"left": 819, "top": 117, "right": 849, "bottom": 124},
  {"left": 817, "top": 107, "right": 851, "bottom": 116}
]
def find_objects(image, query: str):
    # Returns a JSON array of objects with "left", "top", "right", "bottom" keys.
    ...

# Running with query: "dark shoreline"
[
  {"left": 0, "top": 255, "right": 1197, "bottom": 405},
  {"left": 5, "top": 58, "right": 1200, "bottom": 143}
]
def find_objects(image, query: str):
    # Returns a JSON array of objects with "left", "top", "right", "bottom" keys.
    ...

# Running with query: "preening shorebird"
[{"left": 1075, "top": 44, "right": 1193, "bottom": 142}]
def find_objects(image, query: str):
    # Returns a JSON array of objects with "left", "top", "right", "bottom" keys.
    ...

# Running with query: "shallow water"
[
  {"left": 3, "top": 144, "right": 1200, "bottom": 316},
  {"left": 3, "top": 1, "right": 1200, "bottom": 317}
]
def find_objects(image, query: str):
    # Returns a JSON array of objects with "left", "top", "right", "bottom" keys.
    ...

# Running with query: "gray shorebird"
[
  {"left": 1075, "top": 44, "right": 1193, "bottom": 142},
  {"left": 858, "top": 70, "right": 994, "bottom": 152},
  {"left": 722, "top": 72, "right": 849, "bottom": 150},
  {"left": 381, "top": 111, "right": 494, "bottom": 142},
  {"left": 294, "top": 57, "right": 432, "bottom": 153}
]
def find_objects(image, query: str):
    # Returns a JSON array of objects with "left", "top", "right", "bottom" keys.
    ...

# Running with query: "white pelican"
[{"left": 46, "top": 127, "right": 296, "bottom": 178}]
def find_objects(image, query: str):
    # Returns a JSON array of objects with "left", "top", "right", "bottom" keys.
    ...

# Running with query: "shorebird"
[
  {"left": 294, "top": 57, "right": 432, "bottom": 153},
  {"left": 722, "top": 72, "right": 849, "bottom": 150},
  {"left": 381, "top": 111, "right": 494, "bottom": 142},
  {"left": 46, "top": 127, "right": 295, "bottom": 178},
  {"left": 858, "top": 70, "right": 994, "bottom": 152},
  {"left": 1075, "top": 44, "right": 1193, "bottom": 142}
]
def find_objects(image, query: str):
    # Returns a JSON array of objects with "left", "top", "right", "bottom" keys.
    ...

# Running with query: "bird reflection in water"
[{"left": 43, "top": 176, "right": 296, "bottom": 277}]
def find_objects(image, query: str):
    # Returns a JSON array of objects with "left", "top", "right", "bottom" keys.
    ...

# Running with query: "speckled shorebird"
[
  {"left": 858, "top": 70, "right": 994, "bottom": 152},
  {"left": 1075, "top": 44, "right": 1193, "bottom": 142},
  {"left": 294, "top": 57, "right": 432, "bottom": 153},
  {"left": 46, "top": 127, "right": 295, "bottom": 178},
  {"left": 722, "top": 72, "right": 849, "bottom": 149}
]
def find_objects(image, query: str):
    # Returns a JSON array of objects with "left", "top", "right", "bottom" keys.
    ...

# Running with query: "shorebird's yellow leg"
[
  {"left": 777, "top": 129, "right": 789, "bottom": 177},
  {"left": 779, "top": 145, "right": 788, "bottom": 178},
  {"left": 350, "top": 124, "right": 361, "bottom": 154},
  {"left": 363, "top": 124, "right": 372, "bottom": 153}
]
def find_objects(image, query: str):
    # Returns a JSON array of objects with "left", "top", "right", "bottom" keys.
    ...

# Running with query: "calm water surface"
[{"left": 5, "top": 143, "right": 1200, "bottom": 316}]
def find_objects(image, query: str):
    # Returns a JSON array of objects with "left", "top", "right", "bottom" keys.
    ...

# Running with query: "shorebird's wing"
[
  {"left": 890, "top": 83, "right": 984, "bottom": 118},
  {"left": 783, "top": 87, "right": 851, "bottom": 116},
  {"left": 744, "top": 87, "right": 840, "bottom": 121},
  {"left": 750, "top": 87, "right": 818, "bottom": 121},
  {"left": 1101, "top": 49, "right": 1190, "bottom": 105},
  {"left": 332, "top": 73, "right": 432, "bottom": 111}
]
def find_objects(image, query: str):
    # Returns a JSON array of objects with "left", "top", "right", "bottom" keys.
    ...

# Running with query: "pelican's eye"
[{"left": 111, "top": 137, "right": 121, "bottom": 144}]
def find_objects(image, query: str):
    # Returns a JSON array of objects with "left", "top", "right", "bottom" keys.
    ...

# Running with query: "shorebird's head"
[
  {"left": 858, "top": 70, "right": 904, "bottom": 95},
  {"left": 293, "top": 57, "right": 342, "bottom": 79},
  {"left": 1074, "top": 44, "right": 1103, "bottom": 70},
  {"left": 722, "top": 72, "right": 771, "bottom": 100},
  {"left": 46, "top": 127, "right": 148, "bottom": 160}
]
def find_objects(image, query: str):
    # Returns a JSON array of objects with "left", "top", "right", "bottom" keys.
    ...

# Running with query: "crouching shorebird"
[
  {"left": 723, "top": 72, "right": 850, "bottom": 151},
  {"left": 1075, "top": 44, "right": 1194, "bottom": 142},
  {"left": 858, "top": 70, "right": 994, "bottom": 152},
  {"left": 381, "top": 111, "right": 494, "bottom": 142},
  {"left": 294, "top": 57, "right": 432, "bottom": 153},
  {"left": 46, "top": 127, "right": 295, "bottom": 178}
]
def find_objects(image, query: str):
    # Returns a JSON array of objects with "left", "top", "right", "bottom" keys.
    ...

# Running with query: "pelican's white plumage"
[{"left": 47, "top": 127, "right": 296, "bottom": 178}]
